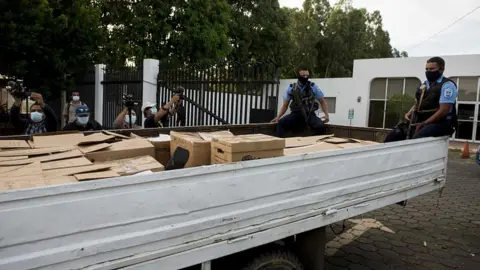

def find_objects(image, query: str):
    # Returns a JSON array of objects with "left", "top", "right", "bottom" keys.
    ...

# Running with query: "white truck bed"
[{"left": 0, "top": 137, "right": 448, "bottom": 270}]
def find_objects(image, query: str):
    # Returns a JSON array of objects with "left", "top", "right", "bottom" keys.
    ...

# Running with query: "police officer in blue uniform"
[
  {"left": 384, "top": 57, "right": 458, "bottom": 142},
  {"left": 272, "top": 66, "right": 329, "bottom": 137}
]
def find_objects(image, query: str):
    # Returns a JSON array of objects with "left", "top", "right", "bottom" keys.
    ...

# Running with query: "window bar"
[{"left": 383, "top": 78, "right": 388, "bottom": 129}]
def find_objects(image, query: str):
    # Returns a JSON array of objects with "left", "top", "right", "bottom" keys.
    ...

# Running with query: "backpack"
[{"left": 66, "top": 102, "right": 85, "bottom": 123}]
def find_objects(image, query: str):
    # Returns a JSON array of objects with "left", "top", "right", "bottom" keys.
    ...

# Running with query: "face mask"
[
  {"left": 150, "top": 107, "right": 157, "bottom": 114},
  {"left": 298, "top": 75, "right": 309, "bottom": 84},
  {"left": 425, "top": 71, "right": 441, "bottom": 82},
  {"left": 72, "top": 96, "right": 80, "bottom": 101},
  {"left": 30, "top": 112, "right": 43, "bottom": 123},
  {"left": 77, "top": 116, "right": 89, "bottom": 125},
  {"left": 125, "top": 115, "right": 137, "bottom": 124}
]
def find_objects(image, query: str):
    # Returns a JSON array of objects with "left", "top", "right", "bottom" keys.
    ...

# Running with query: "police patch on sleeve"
[{"left": 443, "top": 88, "right": 453, "bottom": 99}]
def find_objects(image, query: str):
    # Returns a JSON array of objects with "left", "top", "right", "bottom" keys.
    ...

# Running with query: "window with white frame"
[
  {"left": 318, "top": 97, "right": 336, "bottom": 114},
  {"left": 449, "top": 76, "right": 480, "bottom": 142},
  {"left": 368, "top": 77, "right": 421, "bottom": 129}
]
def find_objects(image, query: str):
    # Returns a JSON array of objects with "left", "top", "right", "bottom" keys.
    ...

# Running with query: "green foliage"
[
  {"left": 282, "top": 0, "right": 406, "bottom": 78},
  {"left": 0, "top": 0, "right": 105, "bottom": 97},
  {"left": 385, "top": 93, "right": 416, "bottom": 122},
  {"left": 0, "top": 0, "right": 407, "bottom": 97}
]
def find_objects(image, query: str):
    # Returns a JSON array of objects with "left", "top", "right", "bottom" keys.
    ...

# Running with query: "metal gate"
[
  {"left": 74, "top": 68, "right": 96, "bottom": 121},
  {"left": 157, "top": 61, "right": 280, "bottom": 127},
  {"left": 101, "top": 66, "right": 143, "bottom": 129}
]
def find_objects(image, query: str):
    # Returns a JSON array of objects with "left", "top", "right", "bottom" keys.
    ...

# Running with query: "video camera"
[
  {"left": 123, "top": 93, "right": 140, "bottom": 108},
  {"left": 6, "top": 80, "right": 31, "bottom": 99},
  {"left": 171, "top": 86, "right": 185, "bottom": 100}
]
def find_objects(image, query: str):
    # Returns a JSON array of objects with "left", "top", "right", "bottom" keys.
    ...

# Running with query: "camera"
[
  {"left": 172, "top": 86, "right": 185, "bottom": 100},
  {"left": 6, "top": 80, "right": 31, "bottom": 99},
  {"left": 123, "top": 93, "right": 139, "bottom": 108}
]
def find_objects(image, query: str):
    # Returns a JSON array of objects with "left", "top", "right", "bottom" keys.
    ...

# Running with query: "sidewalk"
[{"left": 449, "top": 141, "right": 479, "bottom": 153}]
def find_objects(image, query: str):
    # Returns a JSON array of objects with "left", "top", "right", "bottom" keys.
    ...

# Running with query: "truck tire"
[{"left": 241, "top": 250, "right": 304, "bottom": 270}]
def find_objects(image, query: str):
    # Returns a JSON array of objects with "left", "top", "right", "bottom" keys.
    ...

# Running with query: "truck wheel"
[{"left": 241, "top": 250, "right": 304, "bottom": 270}]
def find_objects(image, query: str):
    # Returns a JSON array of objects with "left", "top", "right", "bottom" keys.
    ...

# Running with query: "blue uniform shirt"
[
  {"left": 283, "top": 82, "right": 325, "bottom": 102},
  {"left": 423, "top": 76, "right": 458, "bottom": 105},
  {"left": 422, "top": 76, "right": 458, "bottom": 119}
]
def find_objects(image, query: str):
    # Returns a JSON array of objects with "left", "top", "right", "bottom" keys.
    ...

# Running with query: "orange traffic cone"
[{"left": 461, "top": 141, "right": 470, "bottom": 159}]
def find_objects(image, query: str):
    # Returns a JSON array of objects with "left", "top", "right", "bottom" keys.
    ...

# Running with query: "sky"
[{"left": 279, "top": 0, "right": 480, "bottom": 57}]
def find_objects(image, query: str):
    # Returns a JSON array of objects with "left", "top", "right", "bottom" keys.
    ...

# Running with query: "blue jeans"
[
  {"left": 384, "top": 123, "right": 451, "bottom": 143},
  {"left": 276, "top": 112, "right": 325, "bottom": 138}
]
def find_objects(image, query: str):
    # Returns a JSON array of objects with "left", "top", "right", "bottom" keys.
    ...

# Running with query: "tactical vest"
[
  {"left": 415, "top": 77, "right": 457, "bottom": 126},
  {"left": 289, "top": 82, "right": 319, "bottom": 113}
]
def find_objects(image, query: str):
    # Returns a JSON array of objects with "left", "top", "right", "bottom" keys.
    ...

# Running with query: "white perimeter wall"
[
  {"left": 278, "top": 54, "right": 480, "bottom": 128},
  {"left": 93, "top": 55, "right": 480, "bottom": 129}
]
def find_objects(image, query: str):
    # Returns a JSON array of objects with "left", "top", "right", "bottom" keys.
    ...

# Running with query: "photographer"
[
  {"left": 113, "top": 107, "right": 140, "bottom": 129},
  {"left": 10, "top": 92, "right": 58, "bottom": 135},
  {"left": 143, "top": 95, "right": 181, "bottom": 128}
]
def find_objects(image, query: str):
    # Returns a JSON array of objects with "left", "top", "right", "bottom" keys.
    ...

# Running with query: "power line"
[{"left": 410, "top": 4, "right": 480, "bottom": 50}]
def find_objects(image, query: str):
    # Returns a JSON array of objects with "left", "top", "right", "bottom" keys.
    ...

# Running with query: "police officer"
[
  {"left": 384, "top": 57, "right": 458, "bottom": 142},
  {"left": 272, "top": 65, "right": 329, "bottom": 137}
]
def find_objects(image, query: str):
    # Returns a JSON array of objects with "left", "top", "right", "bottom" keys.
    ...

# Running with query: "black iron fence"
[
  {"left": 157, "top": 61, "right": 280, "bottom": 127},
  {"left": 74, "top": 68, "right": 96, "bottom": 121},
  {"left": 101, "top": 66, "right": 143, "bottom": 129}
]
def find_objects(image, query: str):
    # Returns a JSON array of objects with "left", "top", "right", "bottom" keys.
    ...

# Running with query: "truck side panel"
[{"left": 0, "top": 137, "right": 448, "bottom": 270}]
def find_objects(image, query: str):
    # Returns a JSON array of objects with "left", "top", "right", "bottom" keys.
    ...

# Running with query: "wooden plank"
[{"left": 0, "top": 137, "right": 447, "bottom": 270}]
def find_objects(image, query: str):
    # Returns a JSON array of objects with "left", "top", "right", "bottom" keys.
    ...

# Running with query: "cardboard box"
[
  {"left": 285, "top": 134, "right": 334, "bottom": 148},
  {"left": 85, "top": 138, "right": 155, "bottom": 162},
  {"left": 284, "top": 142, "right": 342, "bottom": 156},
  {"left": 211, "top": 134, "right": 285, "bottom": 164},
  {"left": 74, "top": 170, "right": 120, "bottom": 181},
  {"left": 0, "top": 140, "right": 31, "bottom": 149},
  {"left": 148, "top": 135, "right": 171, "bottom": 166},
  {"left": 32, "top": 133, "right": 85, "bottom": 148},
  {"left": 96, "top": 155, "right": 165, "bottom": 176},
  {"left": 170, "top": 131, "right": 234, "bottom": 168},
  {"left": 283, "top": 136, "right": 380, "bottom": 156}
]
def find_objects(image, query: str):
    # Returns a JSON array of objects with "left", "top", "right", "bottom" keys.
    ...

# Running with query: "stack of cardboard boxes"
[
  {"left": 0, "top": 131, "right": 164, "bottom": 191},
  {"left": 0, "top": 130, "right": 380, "bottom": 192}
]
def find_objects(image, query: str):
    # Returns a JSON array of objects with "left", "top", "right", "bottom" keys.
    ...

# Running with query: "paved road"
[{"left": 325, "top": 154, "right": 480, "bottom": 270}]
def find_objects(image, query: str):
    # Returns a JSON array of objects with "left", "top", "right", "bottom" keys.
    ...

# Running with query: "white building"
[{"left": 279, "top": 54, "right": 480, "bottom": 143}]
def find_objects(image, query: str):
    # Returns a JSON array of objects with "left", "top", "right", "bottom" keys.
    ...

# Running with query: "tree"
[
  {"left": 0, "top": 0, "right": 105, "bottom": 97},
  {"left": 99, "top": 0, "right": 232, "bottom": 68},
  {"left": 392, "top": 48, "right": 409, "bottom": 58},
  {"left": 227, "top": 0, "right": 289, "bottom": 66},
  {"left": 385, "top": 93, "right": 416, "bottom": 127},
  {"left": 281, "top": 0, "right": 405, "bottom": 78},
  {"left": 169, "top": 0, "right": 232, "bottom": 67},
  {"left": 281, "top": 7, "right": 319, "bottom": 78}
]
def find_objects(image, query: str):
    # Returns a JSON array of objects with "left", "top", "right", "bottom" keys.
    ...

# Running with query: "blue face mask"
[
  {"left": 30, "top": 112, "right": 43, "bottom": 123},
  {"left": 77, "top": 116, "right": 89, "bottom": 125},
  {"left": 150, "top": 107, "right": 157, "bottom": 114}
]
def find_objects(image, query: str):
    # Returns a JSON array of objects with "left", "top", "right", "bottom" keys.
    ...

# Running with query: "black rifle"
[{"left": 291, "top": 84, "right": 310, "bottom": 129}]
